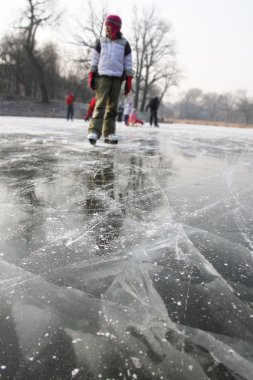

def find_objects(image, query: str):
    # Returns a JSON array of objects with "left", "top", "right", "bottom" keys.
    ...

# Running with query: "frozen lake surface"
[{"left": 0, "top": 116, "right": 253, "bottom": 379}]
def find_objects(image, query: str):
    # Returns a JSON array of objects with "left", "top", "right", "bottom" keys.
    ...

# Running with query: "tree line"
[{"left": 165, "top": 88, "right": 253, "bottom": 125}]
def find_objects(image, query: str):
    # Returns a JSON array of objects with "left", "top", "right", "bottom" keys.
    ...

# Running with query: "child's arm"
[{"left": 123, "top": 41, "right": 133, "bottom": 78}]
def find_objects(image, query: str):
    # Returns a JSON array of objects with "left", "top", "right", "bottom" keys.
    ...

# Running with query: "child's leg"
[
  {"left": 89, "top": 77, "right": 111, "bottom": 137},
  {"left": 103, "top": 78, "right": 122, "bottom": 137}
]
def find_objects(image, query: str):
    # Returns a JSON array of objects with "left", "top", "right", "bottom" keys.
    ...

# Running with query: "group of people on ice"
[
  {"left": 118, "top": 100, "right": 143, "bottom": 126},
  {"left": 124, "top": 97, "right": 160, "bottom": 127},
  {"left": 84, "top": 95, "right": 159, "bottom": 129},
  {"left": 67, "top": 14, "right": 160, "bottom": 144},
  {"left": 84, "top": 98, "right": 145, "bottom": 127}
]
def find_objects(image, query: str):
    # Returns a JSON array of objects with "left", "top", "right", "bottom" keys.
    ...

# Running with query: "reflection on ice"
[
  {"left": 102, "top": 252, "right": 209, "bottom": 379},
  {"left": 0, "top": 117, "right": 253, "bottom": 379}
]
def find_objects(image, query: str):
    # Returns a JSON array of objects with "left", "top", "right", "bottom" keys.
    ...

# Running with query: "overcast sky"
[{"left": 1, "top": 0, "right": 253, "bottom": 101}]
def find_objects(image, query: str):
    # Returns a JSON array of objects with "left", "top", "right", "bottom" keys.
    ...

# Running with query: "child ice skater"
[{"left": 87, "top": 15, "right": 133, "bottom": 145}]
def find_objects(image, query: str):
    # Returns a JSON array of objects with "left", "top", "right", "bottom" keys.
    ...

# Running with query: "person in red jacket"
[
  {"left": 128, "top": 109, "right": 144, "bottom": 126},
  {"left": 84, "top": 97, "right": 96, "bottom": 121},
  {"left": 66, "top": 91, "right": 74, "bottom": 121}
]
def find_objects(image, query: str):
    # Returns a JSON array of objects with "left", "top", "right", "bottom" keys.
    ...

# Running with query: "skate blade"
[{"left": 104, "top": 139, "right": 118, "bottom": 145}]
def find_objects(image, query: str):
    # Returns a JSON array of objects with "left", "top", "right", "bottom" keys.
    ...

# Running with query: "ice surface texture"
[{"left": 0, "top": 117, "right": 253, "bottom": 379}]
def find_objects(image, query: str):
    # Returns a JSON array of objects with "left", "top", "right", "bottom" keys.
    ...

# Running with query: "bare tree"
[
  {"left": 0, "top": 34, "right": 63, "bottom": 99},
  {"left": 41, "top": 43, "right": 61, "bottom": 99},
  {"left": 202, "top": 92, "right": 220, "bottom": 121},
  {"left": 235, "top": 90, "right": 253, "bottom": 124},
  {"left": 18, "top": 0, "right": 60, "bottom": 103},
  {"left": 72, "top": 0, "right": 107, "bottom": 71},
  {"left": 178, "top": 89, "right": 203, "bottom": 120},
  {"left": 218, "top": 93, "right": 235, "bottom": 122},
  {"left": 131, "top": 6, "right": 179, "bottom": 111},
  {"left": 0, "top": 33, "right": 35, "bottom": 96},
  {"left": 172, "top": 88, "right": 253, "bottom": 125}
]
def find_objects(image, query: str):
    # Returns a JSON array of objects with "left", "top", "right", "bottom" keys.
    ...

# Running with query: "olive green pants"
[{"left": 88, "top": 76, "right": 122, "bottom": 138}]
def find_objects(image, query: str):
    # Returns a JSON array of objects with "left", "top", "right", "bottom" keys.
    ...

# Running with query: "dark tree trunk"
[
  {"left": 40, "top": 83, "right": 49, "bottom": 103},
  {"left": 24, "top": 83, "right": 32, "bottom": 97},
  {"left": 25, "top": 47, "right": 50, "bottom": 103}
]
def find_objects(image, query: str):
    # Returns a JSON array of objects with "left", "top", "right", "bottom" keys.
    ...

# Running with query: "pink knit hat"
[{"left": 105, "top": 15, "right": 122, "bottom": 37}]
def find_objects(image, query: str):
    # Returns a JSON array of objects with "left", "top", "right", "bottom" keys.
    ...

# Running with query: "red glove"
[
  {"left": 88, "top": 72, "right": 96, "bottom": 91},
  {"left": 124, "top": 76, "right": 132, "bottom": 95}
]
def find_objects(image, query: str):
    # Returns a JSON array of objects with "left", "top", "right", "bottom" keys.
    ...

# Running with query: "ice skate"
[
  {"left": 87, "top": 132, "right": 98, "bottom": 145},
  {"left": 104, "top": 134, "right": 119, "bottom": 145}
]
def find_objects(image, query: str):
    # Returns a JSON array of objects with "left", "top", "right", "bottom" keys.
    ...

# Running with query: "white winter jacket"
[
  {"left": 90, "top": 36, "right": 133, "bottom": 78},
  {"left": 124, "top": 101, "right": 132, "bottom": 116}
]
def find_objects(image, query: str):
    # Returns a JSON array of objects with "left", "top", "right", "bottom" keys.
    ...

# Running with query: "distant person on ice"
[
  {"left": 87, "top": 14, "right": 133, "bottom": 145},
  {"left": 123, "top": 99, "right": 132, "bottom": 126},
  {"left": 128, "top": 108, "right": 144, "bottom": 126},
  {"left": 145, "top": 96, "right": 160, "bottom": 127},
  {"left": 84, "top": 97, "right": 96, "bottom": 121},
  {"left": 66, "top": 91, "right": 74, "bottom": 121},
  {"left": 117, "top": 103, "right": 124, "bottom": 122}
]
